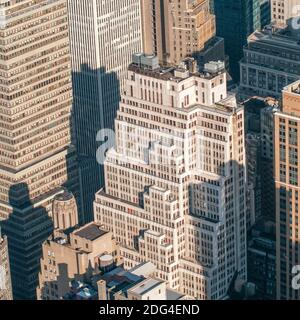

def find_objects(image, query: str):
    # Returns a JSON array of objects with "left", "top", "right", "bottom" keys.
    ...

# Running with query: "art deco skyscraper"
[
  {"left": 141, "top": 0, "right": 223, "bottom": 67},
  {"left": 275, "top": 80, "right": 300, "bottom": 300},
  {"left": 67, "top": 0, "right": 143, "bottom": 221},
  {"left": 0, "top": 0, "right": 80, "bottom": 299},
  {"left": 94, "top": 55, "right": 247, "bottom": 299},
  {"left": 0, "top": 231, "right": 13, "bottom": 300}
]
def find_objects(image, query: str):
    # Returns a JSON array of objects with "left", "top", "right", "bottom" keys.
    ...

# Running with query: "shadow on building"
[
  {"left": 71, "top": 64, "right": 120, "bottom": 222},
  {"left": 37, "top": 263, "right": 94, "bottom": 300},
  {"left": 192, "top": 36, "right": 226, "bottom": 71},
  {"left": 213, "top": 0, "right": 261, "bottom": 82},
  {"left": 1, "top": 183, "right": 54, "bottom": 300}
]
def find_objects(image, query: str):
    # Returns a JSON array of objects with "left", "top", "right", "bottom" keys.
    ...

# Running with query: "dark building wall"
[{"left": 213, "top": 0, "right": 261, "bottom": 82}]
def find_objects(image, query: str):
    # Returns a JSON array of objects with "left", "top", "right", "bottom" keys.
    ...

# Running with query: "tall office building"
[
  {"left": 213, "top": 0, "right": 261, "bottom": 82},
  {"left": 141, "top": 0, "right": 224, "bottom": 68},
  {"left": 240, "top": 27, "right": 300, "bottom": 100},
  {"left": 271, "top": 0, "right": 300, "bottom": 27},
  {"left": 0, "top": 0, "right": 80, "bottom": 299},
  {"left": 274, "top": 80, "right": 300, "bottom": 300},
  {"left": 94, "top": 55, "right": 247, "bottom": 299},
  {"left": 0, "top": 231, "right": 12, "bottom": 300},
  {"left": 67, "top": 0, "right": 143, "bottom": 221}
]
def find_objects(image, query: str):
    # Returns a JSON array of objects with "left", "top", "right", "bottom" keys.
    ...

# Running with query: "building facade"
[
  {"left": 240, "top": 28, "right": 300, "bottom": 99},
  {"left": 274, "top": 80, "right": 300, "bottom": 300},
  {"left": 214, "top": 0, "right": 261, "bottom": 82},
  {"left": 271, "top": 0, "right": 300, "bottom": 27},
  {"left": 141, "top": 0, "right": 224, "bottom": 68},
  {"left": 247, "top": 220, "right": 276, "bottom": 300},
  {"left": 94, "top": 55, "right": 247, "bottom": 300},
  {"left": 0, "top": 0, "right": 80, "bottom": 300},
  {"left": 260, "top": 102, "right": 278, "bottom": 221},
  {"left": 37, "top": 223, "right": 119, "bottom": 300},
  {"left": 243, "top": 97, "right": 279, "bottom": 226},
  {"left": 67, "top": 0, "right": 143, "bottom": 221},
  {"left": 0, "top": 233, "right": 13, "bottom": 300},
  {"left": 259, "top": 0, "right": 271, "bottom": 28}
]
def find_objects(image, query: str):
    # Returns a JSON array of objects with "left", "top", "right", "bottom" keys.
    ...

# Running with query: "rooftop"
[
  {"left": 129, "top": 262, "right": 156, "bottom": 277},
  {"left": 54, "top": 189, "right": 74, "bottom": 202},
  {"left": 283, "top": 80, "right": 300, "bottom": 95},
  {"left": 74, "top": 223, "right": 108, "bottom": 241},
  {"left": 129, "top": 278, "right": 164, "bottom": 296},
  {"left": 247, "top": 27, "right": 300, "bottom": 52},
  {"left": 129, "top": 54, "right": 225, "bottom": 82}
]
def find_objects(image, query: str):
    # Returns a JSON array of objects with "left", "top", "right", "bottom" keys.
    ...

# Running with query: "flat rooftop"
[
  {"left": 247, "top": 28, "right": 300, "bottom": 52},
  {"left": 129, "top": 278, "right": 164, "bottom": 296},
  {"left": 74, "top": 223, "right": 108, "bottom": 241}
]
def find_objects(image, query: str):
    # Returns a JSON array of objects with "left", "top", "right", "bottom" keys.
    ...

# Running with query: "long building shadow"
[
  {"left": 71, "top": 64, "right": 120, "bottom": 222},
  {"left": 1, "top": 183, "right": 54, "bottom": 300}
]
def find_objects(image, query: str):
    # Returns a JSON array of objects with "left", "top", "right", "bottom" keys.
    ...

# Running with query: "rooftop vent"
[
  {"left": 132, "top": 53, "right": 159, "bottom": 70},
  {"left": 203, "top": 61, "right": 225, "bottom": 74}
]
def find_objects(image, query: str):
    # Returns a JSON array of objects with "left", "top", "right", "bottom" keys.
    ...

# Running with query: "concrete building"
[
  {"left": 274, "top": 80, "right": 300, "bottom": 300},
  {"left": 67, "top": 0, "right": 143, "bottom": 221},
  {"left": 240, "top": 27, "right": 300, "bottom": 99},
  {"left": 0, "top": 231, "right": 12, "bottom": 300},
  {"left": 94, "top": 54, "right": 247, "bottom": 300},
  {"left": 37, "top": 191, "right": 120, "bottom": 300},
  {"left": 141, "top": 0, "right": 224, "bottom": 68},
  {"left": 213, "top": 0, "right": 262, "bottom": 82},
  {"left": 0, "top": 0, "right": 80, "bottom": 300},
  {"left": 271, "top": 0, "right": 300, "bottom": 27}
]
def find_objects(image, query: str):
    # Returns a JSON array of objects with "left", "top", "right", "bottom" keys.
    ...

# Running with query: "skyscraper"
[
  {"left": 94, "top": 55, "right": 247, "bottom": 299},
  {"left": 67, "top": 0, "right": 143, "bottom": 221},
  {"left": 141, "top": 0, "right": 225, "bottom": 68},
  {"left": 0, "top": 232, "right": 12, "bottom": 300},
  {"left": 213, "top": 0, "right": 261, "bottom": 82},
  {"left": 0, "top": 0, "right": 80, "bottom": 299},
  {"left": 275, "top": 80, "right": 300, "bottom": 300}
]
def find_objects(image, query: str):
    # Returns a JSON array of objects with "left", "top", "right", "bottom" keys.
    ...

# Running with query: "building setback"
[
  {"left": 94, "top": 54, "right": 247, "bottom": 300},
  {"left": 0, "top": 0, "right": 80, "bottom": 299}
]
